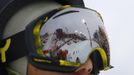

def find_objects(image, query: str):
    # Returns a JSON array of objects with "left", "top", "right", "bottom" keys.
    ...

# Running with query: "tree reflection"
[{"left": 41, "top": 28, "right": 88, "bottom": 60}]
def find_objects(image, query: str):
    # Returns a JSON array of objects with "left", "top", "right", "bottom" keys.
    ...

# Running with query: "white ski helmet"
[{"left": 0, "top": 1, "right": 112, "bottom": 74}]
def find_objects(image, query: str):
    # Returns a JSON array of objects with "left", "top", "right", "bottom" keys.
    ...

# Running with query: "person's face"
[{"left": 27, "top": 58, "right": 93, "bottom": 75}]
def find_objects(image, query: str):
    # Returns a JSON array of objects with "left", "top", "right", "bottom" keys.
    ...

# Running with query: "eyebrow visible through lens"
[{"left": 53, "top": 10, "right": 79, "bottom": 19}]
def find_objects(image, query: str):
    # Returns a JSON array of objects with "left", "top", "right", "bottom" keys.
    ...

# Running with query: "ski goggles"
[{"left": 0, "top": 6, "right": 111, "bottom": 73}]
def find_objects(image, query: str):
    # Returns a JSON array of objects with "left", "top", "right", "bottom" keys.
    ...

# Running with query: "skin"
[{"left": 27, "top": 58, "right": 93, "bottom": 75}]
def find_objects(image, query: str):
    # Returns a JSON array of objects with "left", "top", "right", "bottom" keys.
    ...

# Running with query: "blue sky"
[{"left": 84, "top": 0, "right": 134, "bottom": 75}]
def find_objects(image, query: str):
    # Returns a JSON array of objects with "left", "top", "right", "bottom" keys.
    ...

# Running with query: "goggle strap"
[
  {"left": 0, "top": 31, "right": 28, "bottom": 63},
  {"left": 0, "top": 38, "right": 11, "bottom": 63}
]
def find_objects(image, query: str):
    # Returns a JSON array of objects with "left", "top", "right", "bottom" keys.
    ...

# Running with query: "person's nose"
[
  {"left": 76, "top": 62, "right": 93, "bottom": 72},
  {"left": 74, "top": 68, "right": 92, "bottom": 75},
  {"left": 83, "top": 68, "right": 92, "bottom": 73}
]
